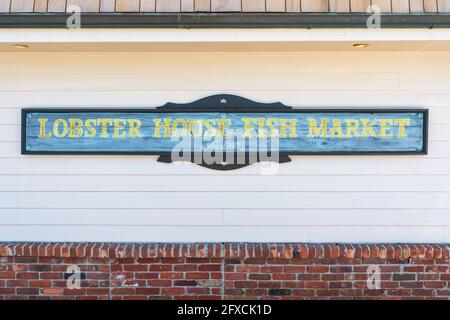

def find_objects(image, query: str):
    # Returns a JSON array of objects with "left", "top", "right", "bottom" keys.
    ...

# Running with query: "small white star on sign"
[{"left": 220, "top": 98, "right": 227, "bottom": 104}]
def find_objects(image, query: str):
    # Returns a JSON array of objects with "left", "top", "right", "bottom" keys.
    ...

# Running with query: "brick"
[
  {"left": 136, "top": 288, "right": 160, "bottom": 295},
  {"left": 441, "top": 274, "right": 450, "bottom": 280},
  {"left": 225, "top": 273, "right": 247, "bottom": 280},
  {"left": 236, "top": 265, "right": 259, "bottom": 272},
  {"left": 7, "top": 280, "right": 28, "bottom": 287},
  {"left": 249, "top": 273, "right": 271, "bottom": 280},
  {"left": 298, "top": 274, "right": 321, "bottom": 281},
  {"left": 0, "top": 243, "right": 448, "bottom": 300},
  {"left": 174, "top": 264, "right": 197, "bottom": 271},
  {"left": 272, "top": 273, "right": 296, "bottom": 281},
  {"left": 329, "top": 281, "right": 353, "bottom": 289},
  {"left": 162, "top": 287, "right": 185, "bottom": 295},
  {"left": 29, "top": 280, "right": 52, "bottom": 287},
  {"left": 147, "top": 279, "right": 172, "bottom": 286},
  {"left": 412, "top": 289, "right": 437, "bottom": 296},
  {"left": 234, "top": 281, "right": 258, "bottom": 288},
  {"left": 150, "top": 265, "right": 172, "bottom": 271},
  {"left": 283, "top": 266, "right": 306, "bottom": 273},
  {"left": 403, "top": 266, "right": 424, "bottom": 272},
  {"left": 425, "top": 266, "right": 448, "bottom": 273},
  {"left": 419, "top": 274, "right": 440, "bottom": 280},
  {"left": 42, "top": 288, "right": 63, "bottom": 295},
  {"left": 424, "top": 281, "right": 446, "bottom": 288},
  {"left": 198, "top": 264, "right": 221, "bottom": 271},
  {"left": 260, "top": 266, "right": 283, "bottom": 273},
  {"left": 322, "top": 274, "right": 345, "bottom": 281},
  {"left": 305, "top": 281, "right": 329, "bottom": 289},
  {"left": 0, "top": 288, "right": 15, "bottom": 294},
  {"left": 174, "top": 280, "right": 198, "bottom": 286},
  {"left": 380, "top": 281, "right": 399, "bottom": 289},
  {"left": 307, "top": 266, "right": 329, "bottom": 273},
  {"left": 160, "top": 272, "right": 183, "bottom": 279},
  {"left": 86, "top": 288, "right": 109, "bottom": 295},
  {"left": 393, "top": 274, "right": 416, "bottom": 281},
  {"left": 317, "top": 289, "right": 339, "bottom": 296},
  {"left": 268, "top": 289, "right": 291, "bottom": 296},
  {"left": 29, "top": 264, "right": 51, "bottom": 272},
  {"left": 330, "top": 266, "right": 352, "bottom": 273},
  {"left": 15, "top": 257, "right": 37, "bottom": 263},
  {"left": 186, "top": 272, "right": 211, "bottom": 279},
  {"left": 17, "top": 288, "right": 39, "bottom": 295},
  {"left": 400, "top": 281, "right": 424, "bottom": 288},
  {"left": 225, "top": 288, "right": 244, "bottom": 295},
  {"left": 292, "top": 289, "right": 316, "bottom": 296},
  {"left": 0, "top": 272, "right": 15, "bottom": 279},
  {"left": 123, "top": 265, "right": 148, "bottom": 271}
]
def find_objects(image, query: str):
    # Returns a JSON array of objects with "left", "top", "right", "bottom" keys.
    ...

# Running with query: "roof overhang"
[{"left": 0, "top": 13, "right": 449, "bottom": 29}]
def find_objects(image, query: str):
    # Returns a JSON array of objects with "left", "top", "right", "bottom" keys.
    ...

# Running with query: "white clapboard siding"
[
  {"left": 2, "top": 191, "right": 450, "bottom": 209},
  {"left": 3, "top": 175, "right": 450, "bottom": 192},
  {"left": 2, "top": 52, "right": 450, "bottom": 74},
  {"left": 1, "top": 208, "right": 450, "bottom": 226},
  {"left": 0, "top": 73, "right": 404, "bottom": 90},
  {"left": 0, "top": 209, "right": 223, "bottom": 225},
  {"left": 1, "top": 72, "right": 450, "bottom": 91},
  {"left": 1, "top": 50, "right": 450, "bottom": 242},
  {"left": 0, "top": 90, "right": 450, "bottom": 109},
  {"left": 0, "top": 225, "right": 446, "bottom": 242},
  {"left": 3, "top": 158, "right": 450, "bottom": 175}
]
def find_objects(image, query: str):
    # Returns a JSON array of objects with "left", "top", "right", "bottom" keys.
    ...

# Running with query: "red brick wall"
[{"left": 0, "top": 243, "right": 449, "bottom": 300}]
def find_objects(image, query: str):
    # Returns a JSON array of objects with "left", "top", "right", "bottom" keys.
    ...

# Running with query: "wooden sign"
[{"left": 22, "top": 95, "right": 428, "bottom": 170}]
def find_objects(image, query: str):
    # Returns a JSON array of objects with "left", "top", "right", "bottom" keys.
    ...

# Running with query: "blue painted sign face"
[{"left": 22, "top": 95, "right": 428, "bottom": 157}]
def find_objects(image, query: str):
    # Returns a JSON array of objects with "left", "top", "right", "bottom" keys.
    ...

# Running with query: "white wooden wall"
[{"left": 1, "top": 50, "right": 450, "bottom": 243}]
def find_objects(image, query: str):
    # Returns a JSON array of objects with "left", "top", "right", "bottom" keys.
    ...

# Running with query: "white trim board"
[{"left": 1, "top": 28, "right": 450, "bottom": 52}]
